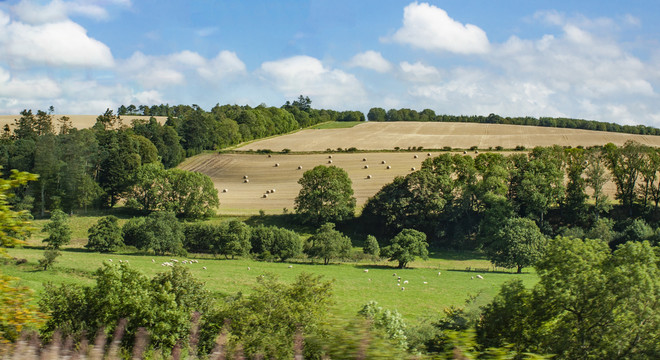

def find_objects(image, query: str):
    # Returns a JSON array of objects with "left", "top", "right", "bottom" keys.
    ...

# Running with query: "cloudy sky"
[{"left": 1, "top": 0, "right": 659, "bottom": 126}]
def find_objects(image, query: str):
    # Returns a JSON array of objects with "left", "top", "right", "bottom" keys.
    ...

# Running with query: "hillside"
[{"left": 236, "top": 121, "right": 660, "bottom": 151}]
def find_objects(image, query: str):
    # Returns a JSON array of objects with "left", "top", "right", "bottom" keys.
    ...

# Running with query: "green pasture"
[{"left": 4, "top": 247, "right": 538, "bottom": 324}]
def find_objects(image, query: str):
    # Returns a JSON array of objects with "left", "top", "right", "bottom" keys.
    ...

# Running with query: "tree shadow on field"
[
  {"left": 446, "top": 268, "right": 526, "bottom": 275},
  {"left": 353, "top": 264, "right": 396, "bottom": 270},
  {"left": 427, "top": 250, "right": 487, "bottom": 261}
]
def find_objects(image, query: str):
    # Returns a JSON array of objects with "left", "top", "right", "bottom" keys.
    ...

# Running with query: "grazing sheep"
[
  {"left": 152, "top": 259, "right": 155, "bottom": 262},
  {"left": 288, "top": 265, "right": 293, "bottom": 268},
  {"left": 397, "top": 276, "right": 401, "bottom": 280},
  {"left": 366, "top": 175, "right": 372, "bottom": 179},
  {"left": 386, "top": 165, "right": 391, "bottom": 169},
  {"left": 364, "top": 269, "right": 369, "bottom": 273},
  {"left": 247, "top": 267, "right": 251, "bottom": 270},
  {"left": 411, "top": 167, "right": 416, "bottom": 171},
  {"left": 423, "top": 281, "right": 428, "bottom": 284},
  {"left": 108, "top": 259, "right": 113, "bottom": 262},
  {"left": 471, "top": 276, "right": 474, "bottom": 280},
  {"left": 476, "top": 274, "right": 484, "bottom": 279},
  {"left": 222, "top": 189, "right": 228, "bottom": 193},
  {"left": 119, "top": 260, "right": 123, "bottom": 263},
  {"left": 403, "top": 280, "right": 409, "bottom": 284},
  {"left": 401, "top": 287, "right": 405, "bottom": 291},
  {"left": 438, "top": 272, "right": 441, "bottom": 276},
  {"left": 393, "top": 273, "right": 396, "bottom": 276},
  {"left": 172, "top": 259, "right": 179, "bottom": 263},
  {"left": 202, "top": 266, "right": 207, "bottom": 270}
]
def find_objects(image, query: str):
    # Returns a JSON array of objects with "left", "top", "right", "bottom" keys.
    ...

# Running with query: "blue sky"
[{"left": 1, "top": 1, "right": 660, "bottom": 126}]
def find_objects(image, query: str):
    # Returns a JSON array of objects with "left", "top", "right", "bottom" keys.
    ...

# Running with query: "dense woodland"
[{"left": 1, "top": 100, "right": 659, "bottom": 359}]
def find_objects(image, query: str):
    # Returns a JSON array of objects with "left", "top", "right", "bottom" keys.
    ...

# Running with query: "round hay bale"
[
  {"left": 243, "top": 175, "right": 249, "bottom": 179},
  {"left": 298, "top": 166, "right": 303, "bottom": 170},
  {"left": 411, "top": 167, "right": 416, "bottom": 171},
  {"left": 244, "top": 179, "right": 249, "bottom": 183},
  {"left": 328, "top": 160, "right": 333, "bottom": 164},
  {"left": 364, "top": 165, "right": 369, "bottom": 169},
  {"left": 222, "top": 189, "right": 228, "bottom": 193},
  {"left": 262, "top": 194, "right": 268, "bottom": 198},
  {"left": 463, "top": 151, "right": 467, "bottom": 154},
  {"left": 414, "top": 155, "right": 418, "bottom": 158},
  {"left": 275, "top": 163, "right": 280, "bottom": 167},
  {"left": 328, "top": 155, "right": 332, "bottom": 159},
  {"left": 367, "top": 175, "right": 372, "bottom": 179},
  {"left": 271, "top": 189, "right": 276, "bottom": 193},
  {"left": 381, "top": 160, "right": 386, "bottom": 164},
  {"left": 475, "top": 150, "right": 479, "bottom": 154},
  {"left": 268, "top": 154, "right": 272, "bottom": 158},
  {"left": 386, "top": 165, "right": 391, "bottom": 169},
  {"left": 362, "top": 158, "right": 367, "bottom": 161},
  {"left": 265, "top": 190, "right": 271, "bottom": 194},
  {"left": 427, "top": 152, "right": 432, "bottom": 156}
]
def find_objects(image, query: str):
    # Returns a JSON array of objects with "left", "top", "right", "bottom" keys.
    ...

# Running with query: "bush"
[
  {"left": 363, "top": 235, "right": 380, "bottom": 257},
  {"left": 86, "top": 216, "right": 124, "bottom": 252},
  {"left": 122, "top": 212, "right": 185, "bottom": 255}
]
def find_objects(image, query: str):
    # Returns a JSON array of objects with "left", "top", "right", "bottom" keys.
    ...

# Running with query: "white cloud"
[
  {"left": 197, "top": 51, "right": 247, "bottom": 81},
  {"left": 386, "top": 2, "right": 490, "bottom": 54},
  {"left": 399, "top": 61, "right": 440, "bottom": 83},
  {"left": 347, "top": 51, "right": 392, "bottom": 73},
  {"left": 0, "top": 67, "right": 61, "bottom": 99},
  {"left": 0, "top": 11, "right": 114, "bottom": 68},
  {"left": 260, "top": 55, "right": 366, "bottom": 109}
]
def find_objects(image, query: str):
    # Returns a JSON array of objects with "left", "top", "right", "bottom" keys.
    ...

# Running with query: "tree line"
[{"left": 368, "top": 107, "right": 660, "bottom": 135}]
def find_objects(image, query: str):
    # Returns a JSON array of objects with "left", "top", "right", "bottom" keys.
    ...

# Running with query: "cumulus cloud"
[
  {"left": 11, "top": 0, "right": 131, "bottom": 24},
  {"left": 0, "top": 10, "right": 114, "bottom": 68},
  {"left": 347, "top": 51, "right": 392, "bottom": 73},
  {"left": 260, "top": 55, "right": 366, "bottom": 109},
  {"left": 0, "top": 67, "right": 62, "bottom": 99},
  {"left": 399, "top": 61, "right": 440, "bottom": 83},
  {"left": 197, "top": 51, "right": 247, "bottom": 81},
  {"left": 386, "top": 2, "right": 490, "bottom": 54}
]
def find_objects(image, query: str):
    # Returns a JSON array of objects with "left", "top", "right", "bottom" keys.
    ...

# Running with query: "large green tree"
[
  {"left": 478, "top": 237, "right": 660, "bottom": 358},
  {"left": 86, "top": 216, "right": 123, "bottom": 252},
  {"left": 295, "top": 165, "right": 356, "bottom": 225},
  {"left": 484, "top": 217, "right": 546, "bottom": 273},
  {"left": 122, "top": 211, "right": 185, "bottom": 255},
  {"left": 381, "top": 228, "right": 429, "bottom": 268},
  {"left": 42, "top": 209, "right": 71, "bottom": 250}
]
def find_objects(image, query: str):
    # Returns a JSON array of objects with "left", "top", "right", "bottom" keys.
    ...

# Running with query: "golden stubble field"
[
  {"left": 179, "top": 151, "right": 618, "bottom": 215},
  {"left": 236, "top": 122, "right": 660, "bottom": 151},
  {"left": 179, "top": 152, "right": 436, "bottom": 215}
]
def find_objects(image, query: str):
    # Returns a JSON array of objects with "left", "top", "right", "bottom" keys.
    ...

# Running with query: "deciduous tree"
[
  {"left": 381, "top": 228, "right": 429, "bottom": 269},
  {"left": 295, "top": 165, "right": 356, "bottom": 225}
]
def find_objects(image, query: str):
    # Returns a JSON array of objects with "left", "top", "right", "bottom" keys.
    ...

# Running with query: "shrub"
[{"left": 86, "top": 216, "right": 124, "bottom": 252}]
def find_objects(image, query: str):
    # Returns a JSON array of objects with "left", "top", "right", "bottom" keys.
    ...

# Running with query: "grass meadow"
[{"left": 4, "top": 243, "right": 538, "bottom": 324}]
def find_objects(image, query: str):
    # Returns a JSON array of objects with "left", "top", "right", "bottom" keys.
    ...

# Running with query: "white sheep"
[
  {"left": 108, "top": 259, "right": 113, "bottom": 262},
  {"left": 202, "top": 266, "right": 207, "bottom": 270},
  {"left": 247, "top": 267, "right": 251, "bottom": 270},
  {"left": 119, "top": 260, "right": 123, "bottom": 263},
  {"left": 152, "top": 259, "right": 155, "bottom": 262},
  {"left": 438, "top": 272, "right": 441, "bottom": 276},
  {"left": 288, "top": 265, "right": 293, "bottom": 268},
  {"left": 363, "top": 269, "right": 369, "bottom": 273},
  {"left": 423, "top": 281, "right": 428, "bottom": 284},
  {"left": 403, "top": 280, "right": 409, "bottom": 284},
  {"left": 401, "top": 287, "right": 405, "bottom": 291},
  {"left": 476, "top": 274, "right": 484, "bottom": 279}
]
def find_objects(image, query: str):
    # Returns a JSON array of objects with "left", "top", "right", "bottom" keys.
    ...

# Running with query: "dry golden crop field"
[
  {"left": 179, "top": 152, "right": 436, "bottom": 215},
  {"left": 236, "top": 122, "right": 660, "bottom": 151},
  {"left": 0, "top": 114, "right": 167, "bottom": 130},
  {"left": 179, "top": 151, "right": 620, "bottom": 215}
]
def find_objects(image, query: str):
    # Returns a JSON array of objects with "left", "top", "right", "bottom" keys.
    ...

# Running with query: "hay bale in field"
[
  {"left": 268, "top": 154, "right": 272, "bottom": 158},
  {"left": 411, "top": 167, "right": 416, "bottom": 171},
  {"left": 243, "top": 175, "right": 248, "bottom": 179},
  {"left": 244, "top": 179, "right": 249, "bottom": 183},
  {"left": 386, "top": 165, "right": 391, "bottom": 169},
  {"left": 367, "top": 175, "right": 372, "bottom": 179},
  {"left": 328, "top": 160, "right": 333, "bottom": 164},
  {"left": 275, "top": 163, "right": 280, "bottom": 167},
  {"left": 298, "top": 165, "right": 303, "bottom": 170},
  {"left": 427, "top": 152, "right": 432, "bottom": 156},
  {"left": 475, "top": 150, "right": 479, "bottom": 154},
  {"left": 328, "top": 155, "right": 332, "bottom": 159},
  {"left": 463, "top": 151, "right": 467, "bottom": 154},
  {"left": 414, "top": 155, "right": 418, "bottom": 158},
  {"left": 362, "top": 158, "right": 367, "bottom": 161},
  {"left": 271, "top": 189, "right": 276, "bottom": 193},
  {"left": 262, "top": 194, "right": 268, "bottom": 198},
  {"left": 381, "top": 160, "right": 386, "bottom": 164},
  {"left": 364, "top": 165, "right": 369, "bottom": 169},
  {"left": 265, "top": 190, "right": 271, "bottom": 194},
  {"left": 222, "top": 189, "right": 228, "bottom": 193}
]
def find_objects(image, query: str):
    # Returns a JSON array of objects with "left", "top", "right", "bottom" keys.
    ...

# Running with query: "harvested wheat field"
[
  {"left": 179, "top": 152, "right": 438, "bottom": 215},
  {"left": 236, "top": 122, "right": 660, "bottom": 151},
  {"left": 0, "top": 114, "right": 167, "bottom": 130}
]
